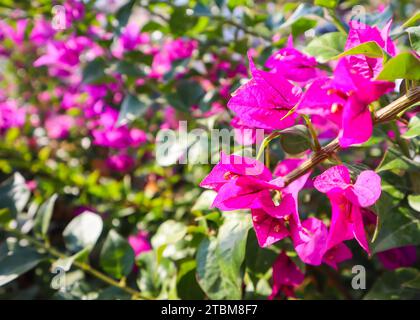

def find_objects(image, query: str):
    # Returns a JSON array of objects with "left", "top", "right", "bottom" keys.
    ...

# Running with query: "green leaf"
[
  {"left": 314, "top": 0, "right": 338, "bottom": 9},
  {"left": 403, "top": 274, "right": 420, "bottom": 289},
  {"left": 196, "top": 212, "right": 251, "bottom": 299},
  {"left": 376, "top": 148, "right": 420, "bottom": 173},
  {"left": 52, "top": 247, "right": 90, "bottom": 272},
  {"left": 114, "top": 61, "right": 145, "bottom": 77},
  {"left": 402, "top": 116, "right": 420, "bottom": 139},
  {"left": 192, "top": 3, "right": 212, "bottom": 17},
  {"left": 136, "top": 251, "right": 177, "bottom": 298},
  {"left": 364, "top": 268, "right": 420, "bottom": 300},
  {"left": 0, "top": 172, "right": 30, "bottom": 219},
  {"left": 151, "top": 220, "right": 187, "bottom": 249},
  {"left": 169, "top": 7, "right": 197, "bottom": 36},
  {"left": 372, "top": 202, "right": 420, "bottom": 254},
  {"left": 0, "top": 246, "right": 43, "bottom": 287},
  {"left": 291, "top": 17, "right": 317, "bottom": 38},
  {"left": 117, "top": 94, "right": 148, "bottom": 126},
  {"left": 402, "top": 11, "right": 420, "bottom": 28},
  {"left": 63, "top": 211, "right": 103, "bottom": 253},
  {"left": 332, "top": 41, "right": 385, "bottom": 60},
  {"left": 406, "top": 26, "right": 420, "bottom": 52},
  {"left": 376, "top": 52, "right": 420, "bottom": 81},
  {"left": 100, "top": 230, "right": 135, "bottom": 279},
  {"left": 303, "top": 32, "right": 347, "bottom": 63},
  {"left": 166, "top": 80, "right": 205, "bottom": 112},
  {"left": 82, "top": 58, "right": 108, "bottom": 84},
  {"left": 33, "top": 193, "right": 58, "bottom": 238},
  {"left": 279, "top": 3, "right": 324, "bottom": 29},
  {"left": 116, "top": 0, "right": 135, "bottom": 30},
  {"left": 408, "top": 194, "right": 420, "bottom": 212},
  {"left": 191, "top": 190, "right": 217, "bottom": 212},
  {"left": 279, "top": 125, "right": 312, "bottom": 155},
  {"left": 176, "top": 260, "right": 205, "bottom": 300}
]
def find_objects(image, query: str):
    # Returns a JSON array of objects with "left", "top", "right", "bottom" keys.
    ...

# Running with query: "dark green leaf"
[
  {"left": 0, "top": 246, "right": 43, "bottom": 287},
  {"left": 376, "top": 147, "right": 420, "bottom": 173},
  {"left": 116, "top": 0, "right": 135, "bottom": 30},
  {"left": 364, "top": 268, "right": 420, "bottom": 299},
  {"left": 0, "top": 172, "right": 30, "bottom": 218},
  {"left": 100, "top": 230, "right": 135, "bottom": 279},
  {"left": 372, "top": 200, "right": 420, "bottom": 253},
  {"left": 196, "top": 212, "right": 251, "bottom": 299},
  {"left": 280, "top": 125, "right": 312, "bottom": 155},
  {"left": 117, "top": 94, "right": 148, "bottom": 126},
  {"left": 82, "top": 58, "right": 108, "bottom": 84}
]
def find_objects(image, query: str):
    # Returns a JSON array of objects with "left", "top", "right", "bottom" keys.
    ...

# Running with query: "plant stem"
[
  {"left": 327, "top": 9, "right": 348, "bottom": 35},
  {"left": 282, "top": 87, "right": 420, "bottom": 186},
  {"left": 303, "top": 115, "right": 321, "bottom": 152},
  {"left": 214, "top": 16, "right": 272, "bottom": 42},
  {"left": 1, "top": 225, "right": 149, "bottom": 300}
]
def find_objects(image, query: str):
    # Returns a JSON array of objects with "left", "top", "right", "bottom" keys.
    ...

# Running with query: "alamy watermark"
[{"left": 155, "top": 121, "right": 266, "bottom": 174}]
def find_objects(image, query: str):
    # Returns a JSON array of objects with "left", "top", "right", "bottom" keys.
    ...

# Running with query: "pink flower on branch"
[{"left": 314, "top": 165, "right": 382, "bottom": 254}]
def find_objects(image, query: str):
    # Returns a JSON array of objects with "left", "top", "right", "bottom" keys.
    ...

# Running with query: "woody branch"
[{"left": 283, "top": 86, "right": 420, "bottom": 186}]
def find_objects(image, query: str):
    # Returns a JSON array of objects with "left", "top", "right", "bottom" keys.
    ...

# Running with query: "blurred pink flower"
[
  {"left": 377, "top": 246, "right": 417, "bottom": 270},
  {"left": 106, "top": 153, "right": 135, "bottom": 171},
  {"left": 269, "top": 252, "right": 304, "bottom": 299},
  {"left": 0, "top": 100, "right": 26, "bottom": 132},
  {"left": 45, "top": 114, "right": 75, "bottom": 139},
  {"left": 30, "top": 17, "right": 55, "bottom": 46},
  {"left": 128, "top": 230, "right": 152, "bottom": 257},
  {"left": 150, "top": 38, "right": 197, "bottom": 78}
]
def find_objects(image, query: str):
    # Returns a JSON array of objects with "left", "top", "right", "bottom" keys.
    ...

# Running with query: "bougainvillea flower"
[
  {"left": 332, "top": 60, "right": 394, "bottom": 147},
  {"left": 231, "top": 117, "right": 261, "bottom": 146},
  {"left": 322, "top": 243, "right": 352, "bottom": 270},
  {"left": 269, "top": 251, "right": 304, "bottom": 299},
  {"left": 106, "top": 153, "right": 135, "bottom": 171},
  {"left": 290, "top": 217, "right": 329, "bottom": 265},
  {"left": 314, "top": 165, "right": 381, "bottom": 254},
  {"left": 265, "top": 36, "right": 320, "bottom": 83},
  {"left": 290, "top": 214, "right": 352, "bottom": 267},
  {"left": 227, "top": 53, "right": 301, "bottom": 131},
  {"left": 112, "top": 22, "right": 149, "bottom": 58},
  {"left": 150, "top": 38, "right": 197, "bottom": 78},
  {"left": 251, "top": 208, "right": 289, "bottom": 247},
  {"left": 128, "top": 230, "right": 152, "bottom": 257},
  {"left": 0, "top": 100, "right": 26, "bottom": 132},
  {"left": 248, "top": 158, "right": 311, "bottom": 247},
  {"left": 0, "top": 19, "right": 28, "bottom": 46},
  {"left": 377, "top": 246, "right": 417, "bottom": 270},
  {"left": 30, "top": 18, "right": 55, "bottom": 46},
  {"left": 200, "top": 152, "right": 286, "bottom": 214},
  {"left": 345, "top": 20, "right": 396, "bottom": 79},
  {"left": 298, "top": 59, "right": 394, "bottom": 147},
  {"left": 296, "top": 77, "right": 344, "bottom": 124},
  {"left": 45, "top": 114, "right": 75, "bottom": 139},
  {"left": 91, "top": 107, "right": 147, "bottom": 149}
]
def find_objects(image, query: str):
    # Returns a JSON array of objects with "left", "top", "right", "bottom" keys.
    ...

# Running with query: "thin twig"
[
  {"left": 283, "top": 87, "right": 420, "bottom": 186},
  {"left": 1, "top": 225, "right": 150, "bottom": 300}
]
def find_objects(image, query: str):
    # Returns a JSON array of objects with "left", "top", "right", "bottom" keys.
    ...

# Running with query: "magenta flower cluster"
[{"left": 200, "top": 20, "right": 416, "bottom": 298}]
